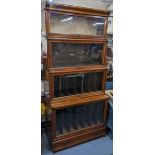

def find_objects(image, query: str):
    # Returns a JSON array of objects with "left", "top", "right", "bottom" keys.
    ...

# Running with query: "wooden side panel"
[
  {"left": 102, "top": 69, "right": 108, "bottom": 92},
  {"left": 45, "top": 10, "right": 50, "bottom": 33},
  {"left": 104, "top": 17, "right": 109, "bottom": 38},
  {"left": 49, "top": 75, "right": 54, "bottom": 100},
  {"left": 103, "top": 99, "right": 109, "bottom": 125}
]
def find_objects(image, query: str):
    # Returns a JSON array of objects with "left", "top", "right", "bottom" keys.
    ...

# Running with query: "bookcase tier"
[{"left": 55, "top": 100, "right": 105, "bottom": 136}]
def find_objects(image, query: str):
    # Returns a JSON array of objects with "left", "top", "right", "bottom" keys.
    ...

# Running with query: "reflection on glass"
[
  {"left": 52, "top": 43, "right": 103, "bottom": 67},
  {"left": 50, "top": 13, "right": 105, "bottom": 36},
  {"left": 56, "top": 100, "right": 105, "bottom": 136},
  {"left": 54, "top": 72, "right": 103, "bottom": 98}
]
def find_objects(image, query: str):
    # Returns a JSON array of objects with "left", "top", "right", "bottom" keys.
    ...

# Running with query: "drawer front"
[{"left": 53, "top": 127, "right": 106, "bottom": 151}]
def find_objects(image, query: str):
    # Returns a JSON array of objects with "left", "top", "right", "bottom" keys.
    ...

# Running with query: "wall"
[
  {"left": 107, "top": 4, "right": 113, "bottom": 34},
  {"left": 53, "top": 0, "right": 109, "bottom": 10}
]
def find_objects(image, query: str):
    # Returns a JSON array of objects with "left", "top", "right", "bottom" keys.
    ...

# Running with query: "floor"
[{"left": 42, "top": 131, "right": 113, "bottom": 155}]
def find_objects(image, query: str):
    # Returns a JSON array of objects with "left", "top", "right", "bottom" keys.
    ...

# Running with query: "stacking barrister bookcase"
[{"left": 45, "top": 3, "right": 110, "bottom": 152}]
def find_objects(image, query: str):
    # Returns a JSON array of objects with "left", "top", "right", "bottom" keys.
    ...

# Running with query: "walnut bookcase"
[{"left": 45, "top": 3, "right": 110, "bottom": 152}]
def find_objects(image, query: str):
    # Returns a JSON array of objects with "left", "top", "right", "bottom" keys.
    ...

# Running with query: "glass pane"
[
  {"left": 54, "top": 72, "right": 103, "bottom": 98},
  {"left": 50, "top": 13, "right": 105, "bottom": 36},
  {"left": 56, "top": 100, "right": 105, "bottom": 136},
  {"left": 56, "top": 109, "right": 63, "bottom": 135},
  {"left": 52, "top": 43, "right": 103, "bottom": 67}
]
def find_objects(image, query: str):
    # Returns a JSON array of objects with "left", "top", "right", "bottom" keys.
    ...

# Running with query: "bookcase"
[{"left": 45, "top": 4, "right": 110, "bottom": 152}]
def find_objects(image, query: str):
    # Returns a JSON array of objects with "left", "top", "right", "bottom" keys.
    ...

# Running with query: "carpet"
[{"left": 42, "top": 132, "right": 113, "bottom": 155}]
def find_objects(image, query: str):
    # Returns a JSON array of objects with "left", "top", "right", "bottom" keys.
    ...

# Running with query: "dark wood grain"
[
  {"left": 102, "top": 69, "right": 108, "bottom": 91},
  {"left": 103, "top": 40, "right": 108, "bottom": 64},
  {"left": 49, "top": 75, "right": 54, "bottom": 100},
  {"left": 45, "top": 10, "right": 50, "bottom": 33},
  {"left": 103, "top": 99, "right": 109, "bottom": 125},
  {"left": 104, "top": 17, "right": 109, "bottom": 38}
]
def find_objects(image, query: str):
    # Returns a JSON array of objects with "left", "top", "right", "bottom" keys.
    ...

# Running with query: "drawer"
[{"left": 53, "top": 127, "right": 106, "bottom": 151}]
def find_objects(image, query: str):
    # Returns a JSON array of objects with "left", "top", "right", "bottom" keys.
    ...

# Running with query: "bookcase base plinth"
[{"left": 52, "top": 125, "right": 106, "bottom": 152}]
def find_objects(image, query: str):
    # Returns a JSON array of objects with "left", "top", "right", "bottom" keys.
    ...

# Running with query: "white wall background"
[{"left": 53, "top": 0, "right": 109, "bottom": 10}]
